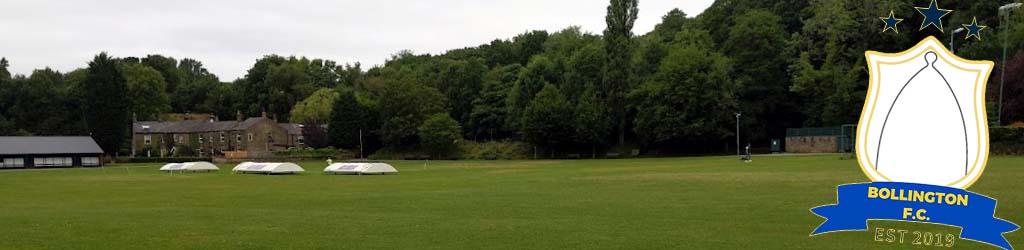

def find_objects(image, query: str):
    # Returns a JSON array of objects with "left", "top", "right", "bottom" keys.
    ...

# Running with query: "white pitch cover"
[{"left": 324, "top": 162, "right": 398, "bottom": 175}]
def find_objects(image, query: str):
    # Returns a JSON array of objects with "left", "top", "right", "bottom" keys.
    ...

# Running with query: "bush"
[
  {"left": 273, "top": 148, "right": 353, "bottom": 159},
  {"left": 119, "top": 157, "right": 212, "bottom": 163},
  {"left": 366, "top": 141, "right": 532, "bottom": 160},
  {"left": 418, "top": 113, "right": 462, "bottom": 157},
  {"left": 459, "top": 140, "right": 532, "bottom": 160},
  {"left": 991, "top": 127, "right": 1024, "bottom": 155}
]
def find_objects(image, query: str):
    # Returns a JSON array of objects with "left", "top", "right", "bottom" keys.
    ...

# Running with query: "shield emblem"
[{"left": 857, "top": 37, "right": 994, "bottom": 189}]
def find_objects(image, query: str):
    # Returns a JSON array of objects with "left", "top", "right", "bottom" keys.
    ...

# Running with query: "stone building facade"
[{"left": 132, "top": 113, "right": 304, "bottom": 157}]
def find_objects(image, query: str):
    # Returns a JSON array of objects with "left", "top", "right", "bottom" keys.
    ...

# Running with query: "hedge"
[{"left": 991, "top": 127, "right": 1024, "bottom": 155}]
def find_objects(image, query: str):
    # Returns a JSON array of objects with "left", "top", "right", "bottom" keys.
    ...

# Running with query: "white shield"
[{"left": 857, "top": 37, "right": 994, "bottom": 189}]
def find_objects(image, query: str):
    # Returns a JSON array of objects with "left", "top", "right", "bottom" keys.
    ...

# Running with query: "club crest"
[
  {"left": 812, "top": 36, "right": 1017, "bottom": 250},
  {"left": 857, "top": 36, "right": 993, "bottom": 189}
]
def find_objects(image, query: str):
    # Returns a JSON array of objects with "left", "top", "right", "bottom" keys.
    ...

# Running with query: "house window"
[
  {"left": 198, "top": 148, "right": 204, "bottom": 157},
  {"left": 2, "top": 158, "right": 25, "bottom": 168},
  {"left": 297, "top": 136, "right": 305, "bottom": 145},
  {"left": 248, "top": 133, "right": 254, "bottom": 142},
  {"left": 82, "top": 157, "right": 100, "bottom": 166},
  {"left": 144, "top": 135, "right": 152, "bottom": 145},
  {"left": 236, "top": 133, "right": 242, "bottom": 143},
  {"left": 34, "top": 157, "right": 72, "bottom": 167},
  {"left": 220, "top": 132, "right": 226, "bottom": 142},
  {"left": 199, "top": 135, "right": 204, "bottom": 144}
]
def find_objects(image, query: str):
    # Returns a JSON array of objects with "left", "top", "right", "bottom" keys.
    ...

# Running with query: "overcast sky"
[{"left": 1, "top": 0, "right": 714, "bottom": 80}]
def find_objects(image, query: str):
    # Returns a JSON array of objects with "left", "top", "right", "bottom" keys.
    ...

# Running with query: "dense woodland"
[{"left": 1, "top": 0, "right": 1024, "bottom": 157}]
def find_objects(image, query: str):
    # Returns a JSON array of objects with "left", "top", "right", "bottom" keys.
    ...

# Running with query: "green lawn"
[{"left": 0, "top": 155, "right": 1021, "bottom": 249}]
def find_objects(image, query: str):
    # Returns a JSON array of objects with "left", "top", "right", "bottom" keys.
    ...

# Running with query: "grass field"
[{"left": 0, "top": 155, "right": 1021, "bottom": 249}]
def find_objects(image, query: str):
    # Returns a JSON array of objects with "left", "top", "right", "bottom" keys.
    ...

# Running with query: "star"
[
  {"left": 962, "top": 17, "right": 987, "bottom": 40},
  {"left": 879, "top": 10, "right": 904, "bottom": 33},
  {"left": 915, "top": 0, "right": 953, "bottom": 32}
]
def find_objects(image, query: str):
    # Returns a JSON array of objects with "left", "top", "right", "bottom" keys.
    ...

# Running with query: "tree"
[
  {"left": 651, "top": 9, "right": 689, "bottom": 43},
  {"left": 789, "top": 0, "right": 863, "bottom": 126},
  {"left": 723, "top": 9, "right": 801, "bottom": 143},
  {"left": 507, "top": 55, "right": 556, "bottom": 130},
  {"left": 375, "top": 79, "right": 446, "bottom": 146},
  {"left": 417, "top": 113, "right": 462, "bottom": 157},
  {"left": 468, "top": 64, "right": 521, "bottom": 140},
  {"left": 512, "top": 30, "right": 550, "bottom": 65},
  {"left": 2, "top": 69, "right": 82, "bottom": 135},
  {"left": 574, "top": 84, "right": 611, "bottom": 158},
  {"left": 174, "top": 58, "right": 223, "bottom": 115},
  {"left": 307, "top": 59, "right": 339, "bottom": 88},
  {"left": 603, "top": 0, "right": 639, "bottom": 145},
  {"left": 521, "top": 84, "right": 574, "bottom": 156},
  {"left": 337, "top": 63, "right": 362, "bottom": 87},
  {"left": 327, "top": 89, "right": 377, "bottom": 149},
  {"left": 0, "top": 113, "right": 14, "bottom": 136},
  {"left": 301, "top": 122, "right": 329, "bottom": 149},
  {"left": 1000, "top": 50, "right": 1024, "bottom": 123},
  {"left": 435, "top": 58, "right": 487, "bottom": 125},
  {"left": 121, "top": 63, "right": 170, "bottom": 121},
  {"left": 631, "top": 39, "right": 737, "bottom": 149},
  {"left": 238, "top": 55, "right": 319, "bottom": 121},
  {"left": 141, "top": 55, "right": 183, "bottom": 94},
  {"left": 563, "top": 42, "right": 604, "bottom": 102},
  {"left": 82, "top": 53, "right": 130, "bottom": 155},
  {"left": 543, "top": 26, "right": 600, "bottom": 73},
  {"left": 265, "top": 60, "right": 316, "bottom": 122},
  {"left": 0, "top": 58, "right": 9, "bottom": 82},
  {"left": 290, "top": 88, "right": 340, "bottom": 124}
]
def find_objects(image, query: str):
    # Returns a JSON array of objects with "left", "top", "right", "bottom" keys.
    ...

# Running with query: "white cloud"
[{"left": 0, "top": 0, "right": 713, "bottom": 80}]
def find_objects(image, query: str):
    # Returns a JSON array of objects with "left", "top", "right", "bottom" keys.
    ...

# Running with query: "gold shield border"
[{"left": 856, "top": 36, "right": 994, "bottom": 189}]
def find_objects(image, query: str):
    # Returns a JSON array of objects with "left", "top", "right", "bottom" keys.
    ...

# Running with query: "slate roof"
[
  {"left": 279, "top": 123, "right": 303, "bottom": 135},
  {"left": 0, "top": 136, "right": 104, "bottom": 155},
  {"left": 133, "top": 117, "right": 298, "bottom": 134}
]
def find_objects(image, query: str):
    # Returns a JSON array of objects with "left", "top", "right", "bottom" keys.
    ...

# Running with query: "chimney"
[{"left": 236, "top": 110, "right": 244, "bottom": 122}]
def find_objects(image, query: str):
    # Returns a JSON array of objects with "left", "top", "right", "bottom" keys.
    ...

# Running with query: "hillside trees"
[
  {"left": 521, "top": 84, "right": 575, "bottom": 155},
  {"left": 82, "top": 53, "right": 130, "bottom": 155},
  {"left": 632, "top": 30, "right": 737, "bottom": 149},
  {"left": 603, "top": 0, "right": 640, "bottom": 146},
  {"left": 328, "top": 89, "right": 378, "bottom": 149},
  {"left": 290, "top": 88, "right": 340, "bottom": 124},
  {"left": 723, "top": 9, "right": 800, "bottom": 142},
  {"left": 121, "top": 63, "right": 171, "bottom": 121},
  {"left": 418, "top": 113, "right": 462, "bottom": 157}
]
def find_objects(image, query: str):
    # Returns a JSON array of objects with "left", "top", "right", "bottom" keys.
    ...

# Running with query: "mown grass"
[{"left": 0, "top": 155, "right": 1020, "bottom": 249}]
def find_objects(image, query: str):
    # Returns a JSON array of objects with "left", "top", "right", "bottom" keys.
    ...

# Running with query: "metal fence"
[
  {"left": 786, "top": 127, "right": 842, "bottom": 137},
  {"left": 786, "top": 125, "right": 857, "bottom": 154}
]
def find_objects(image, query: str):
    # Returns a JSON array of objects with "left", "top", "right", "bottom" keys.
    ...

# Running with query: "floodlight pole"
[
  {"left": 999, "top": 3, "right": 1022, "bottom": 126},
  {"left": 359, "top": 129, "right": 364, "bottom": 159},
  {"left": 735, "top": 112, "right": 741, "bottom": 156},
  {"left": 951, "top": 28, "right": 965, "bottom": 54}
]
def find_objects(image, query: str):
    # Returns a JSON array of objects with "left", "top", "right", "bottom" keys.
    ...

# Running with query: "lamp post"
[
  {"left": 951, "top": 27, "right": 965, "bottom": 53},
  {"left": 999, "top": 2, "right": 1022, "bottom": 126},
  {"left": 735, "top": 112, "right": 741, "bottom": 156}
]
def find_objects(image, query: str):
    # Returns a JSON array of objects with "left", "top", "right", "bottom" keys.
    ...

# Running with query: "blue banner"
[{"left": 811, "top": 182, "right": 1019, "bottom": 249}]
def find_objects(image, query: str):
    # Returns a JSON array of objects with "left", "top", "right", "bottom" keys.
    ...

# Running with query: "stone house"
[{"left": 132, "top": 112, "right": 305, "bottom": 157}]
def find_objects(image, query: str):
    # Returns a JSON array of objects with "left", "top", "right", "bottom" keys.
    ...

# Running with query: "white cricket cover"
[
  {"left": 160, "top": 162, "right": 219, "bottom": 172},
  {"left": 232, "top": 162, "right": 305, "bottom": 174},
  {"left": 324, "top": 162, "right": 398, "bottom": 175}
]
